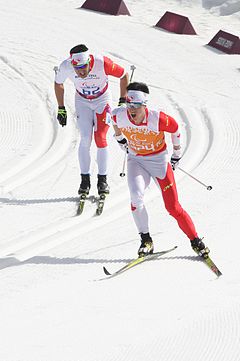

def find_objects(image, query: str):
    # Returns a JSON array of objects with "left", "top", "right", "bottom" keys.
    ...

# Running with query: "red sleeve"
[
  {"left": 103, "top": 56, "right": 125, "bottom": 78},
  {"left": 159, "top": 112, "right": 178, "bottom": 133}
]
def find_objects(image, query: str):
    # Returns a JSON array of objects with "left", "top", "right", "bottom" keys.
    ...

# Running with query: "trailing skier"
[{"left": 54, "top": 44, "right": 129, "bottom": 196}]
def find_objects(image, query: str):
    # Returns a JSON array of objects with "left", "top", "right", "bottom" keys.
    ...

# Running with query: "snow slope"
[{"left": 0, "top": 0, "right": 240, "bottom": 360}]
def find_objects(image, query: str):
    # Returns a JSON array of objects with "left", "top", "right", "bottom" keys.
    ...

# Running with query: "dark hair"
[
  {"left": 70, "top": 44, "right": 88, "bottom": 54},
  {"left": 127, "top": 82, "right": 149, "bottom": 94}
]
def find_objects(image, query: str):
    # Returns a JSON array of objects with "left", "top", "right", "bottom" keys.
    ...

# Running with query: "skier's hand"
[
  {"left": 57, "top": 106, "right": 67, "bottom": 127},
  {"left": 115, "top": 134, "right": 128, "bottom": 152},
  {"left": 118, "top": 97, "right": 126, "bottom": 107},
  {"left": 170, "top": 155, "right": 181, "bottom": 170}
]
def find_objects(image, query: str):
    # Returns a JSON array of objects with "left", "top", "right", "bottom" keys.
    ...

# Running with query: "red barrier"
[
  {"left": 80, "top": 0, "right": 131, "bottom": 16},
  {"left": 208, "top": 30, "right": 240, "bottom": 54},
  {"left": 155, "top": 11, "right": 196, "bottom": 35}
]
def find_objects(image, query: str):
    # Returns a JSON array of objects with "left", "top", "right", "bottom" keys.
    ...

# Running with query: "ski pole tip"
[{"left": 207, "top": 186, "right": 213, "bottom": 191}]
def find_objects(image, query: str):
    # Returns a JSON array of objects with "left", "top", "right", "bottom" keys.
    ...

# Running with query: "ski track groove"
[
  {"left": 0, "top": 104, "right": 212, "bottom": 263},
  {"left": 101, "top": 305, "right": 240, "bottom": 361},
  {"left": 0, "top": 57, "right": 53, "bottom": 186},
  {"left": 1, "top": 2, "right": 240, "bottom": 361},
  {"left": 0, "top": 57, "right": 76, "bottom": 193}
]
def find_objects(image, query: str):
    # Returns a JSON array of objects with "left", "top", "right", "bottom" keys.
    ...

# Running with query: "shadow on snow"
[{"left": 0, "top": 254, "right": 199, "bottom": 271}]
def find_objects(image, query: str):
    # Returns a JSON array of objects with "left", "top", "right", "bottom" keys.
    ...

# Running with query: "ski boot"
[
  {"left": 138, "top": 232, "right": 154, "bottom": 257},
  {"left": 191, "top": 237, "right": 210, "bottom": 258},
  {"left": 97, "top": 174, "right": 110, "bottom": 195},
  {"left": 78, "top": 174, "right": 91, "bottom": 195}
]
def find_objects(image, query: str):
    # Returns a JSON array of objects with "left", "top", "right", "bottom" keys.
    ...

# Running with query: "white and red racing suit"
[
  {"left": 112, "top": 106, "right": 198, "bottom": 240},
  {"left": 55, "top": 54, "right": 126, "bottom": 175}
]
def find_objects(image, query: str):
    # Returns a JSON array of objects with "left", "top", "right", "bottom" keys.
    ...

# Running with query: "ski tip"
[
  {"left": 214, "top": 267, "right": 222, "bottom": 277},
  {"left": 103, "top": 266, "right": 111, "bottom": 276}
]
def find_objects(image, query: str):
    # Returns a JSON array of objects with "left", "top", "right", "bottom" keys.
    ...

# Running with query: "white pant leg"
[
  {"left": 97, "top": 148, "right": 108, "bottom": 175},
  {"left": 76, "top": 100, "right": 94, "bottom": 174},
  {"left": 127, "top": 157, "right": 151, "bottom": 234}
]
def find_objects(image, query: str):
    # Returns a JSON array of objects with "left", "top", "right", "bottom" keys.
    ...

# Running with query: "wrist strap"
[{"left": 115, "top": 134, "right": 124, "bottom": 142}]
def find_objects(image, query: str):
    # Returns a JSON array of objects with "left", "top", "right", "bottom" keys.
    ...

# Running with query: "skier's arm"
[
  {"left": 113, "top": 124, "right": 128, "bottom": 151},
  {"left": 159, "top": 111, "right": 182, "bottom": 159},
  {"left": 103, "top": 56, "right": 129, "bottom": 98},
  {"left": 54, "top": 82, "right": 65, "bottom": 107},
  {"left": 120, "top": 72, "right": 129, "bottom": 98},
  {"left": 112, "top": 117, "right": 128, "bottom": 151},
  {"left": 113, "top": 123, "right": 122, "bottom": 137}
]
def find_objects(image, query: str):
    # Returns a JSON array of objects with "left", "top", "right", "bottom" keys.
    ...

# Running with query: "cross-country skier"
[
  {"left": 54, "top": 44, "right": 129, "bottom": 195},
  {"left": 112, "top": 81, "right": 209, "bottom": 257}
]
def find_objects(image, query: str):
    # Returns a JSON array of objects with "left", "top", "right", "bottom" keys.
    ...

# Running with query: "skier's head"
[
  {"left": 126, "top": 82, "right": 149, "bottom": 106},
  {"left": 126, "top": 82, "right": 149, "bottom": 122},
  {"left": 69, "top": 44, "right": 90, "bottom": 78},
  {"left": 127, "top": 82, "right": 149, "bottom": 95},
  {"left": 70, "top": 44, "right": 88, "bottom": 55}
]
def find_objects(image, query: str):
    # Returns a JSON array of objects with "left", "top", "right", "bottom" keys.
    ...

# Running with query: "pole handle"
[{"left": 130, "top": 65, "right": 136, "bottom": 82}]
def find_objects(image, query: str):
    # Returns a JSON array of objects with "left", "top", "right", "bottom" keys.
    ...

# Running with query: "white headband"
[
  {"left": 127, "top": 90, "right": 148, "bottom": 104},
  {"left": 69, "top": 51, "right": 90, "bottom": 66}
]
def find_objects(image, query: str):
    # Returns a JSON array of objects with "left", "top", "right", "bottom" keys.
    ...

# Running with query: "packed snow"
[{"left": 0, "top": 0, "right": 240, "bottom": 360}]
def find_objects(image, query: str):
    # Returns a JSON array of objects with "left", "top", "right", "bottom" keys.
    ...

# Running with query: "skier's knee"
[
  {"left": 166, "top": 203, "right": 183, "bottom": 218},
  {"left": 94, "top": 133, "right": 107, "bottom": 148},
  {"left": 131, "top": 200, "right": 144, "bottom": 211},
  {"left": 80, "top": 137, "right": 92, "bottom": 148}
]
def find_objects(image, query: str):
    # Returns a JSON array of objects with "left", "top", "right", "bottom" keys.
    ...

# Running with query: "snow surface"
[{"left": 0, "top": 0, "right": 240, "bottom": 360}]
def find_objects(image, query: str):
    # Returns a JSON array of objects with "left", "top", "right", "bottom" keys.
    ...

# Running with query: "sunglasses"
[
  {"left": 126, "top": 102, "right": 144, "bottom": 109},
  {"left": 71, "top": 59, "right": 89, "bottom": 69}
]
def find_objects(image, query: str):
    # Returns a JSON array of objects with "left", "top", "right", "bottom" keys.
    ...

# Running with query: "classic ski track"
[
  {"left": 141, "top": 304, "right": 240, "bottom": 361},
  {"left": 1, "top": 18, "right": 234, "bottom": 275},
  {"left": 0, "top": 56, "right": 52, "bottom": 186},
  {"left": 0, "top": 46, "right": 214, "bottom": 263},
  {"left": 0, "top": 102, "right": 213, "bottom": 262},
  {"left": 0, "top": 56, "right": 76, "bottom": 193},
  {"left": 101, "top": 302, "right": 240, "bottom": 361},
  {"left": 0, "top": 189, "right": 132, "bottom": 262}
]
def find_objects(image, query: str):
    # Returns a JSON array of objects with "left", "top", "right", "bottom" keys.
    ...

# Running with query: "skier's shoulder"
[
  {"left": 55, "top": 58, "right": 73, "bottom": 83},
  {"left": 147, "top": 107, "right": 170, "bottom": 124},
  {"left": 93, "top": 53, "right": 119, "bottom": 68},
  {"left": 147, "top": 107, "right": 160, "bottom": 118},
  {"left": 112, "top": 105, "right": 127, "bottom": 117},
  {"left": 59, "top": 58, "right": 72, "bottom": 71},
  {"left": 92, "top": 53, "right": 104, "bottom": 64}
]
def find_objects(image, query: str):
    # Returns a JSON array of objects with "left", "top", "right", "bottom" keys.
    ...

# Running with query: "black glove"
[
  {"left": 57, "top": 106, "right": 67, "bottom": 127},
  {"left": 118, "top": 97, "right": 126, "bottom": 107},
  {"left": 115, "top": 134, "right": 128, "bottom": 152},
  {"left": 170, "top": 155, "right": 181, "bottom": 170}
]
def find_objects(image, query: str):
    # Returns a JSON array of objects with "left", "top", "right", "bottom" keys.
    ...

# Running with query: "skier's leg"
[
  {"left": 156, "top": 163, "right": 198, "bottom": 240},
  {"left": 94, "top": 104, "right": 111, "bottom": 193},
  {"left": 94, "top": 104, "right": 111, "bottom": 176},
  {"left": 127, "top": 158, "right": 151, "bottom": 234},
  {"left": 76, "top": 102, "right": 94, "bottom": 175}
]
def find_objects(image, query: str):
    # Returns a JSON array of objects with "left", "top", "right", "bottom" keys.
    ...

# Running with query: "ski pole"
[
  {"left": 119, "top": 65, "right": 135, "bottom": 177},
  {"left": 119, "top": 150, "right": 127, "bottom": 177},
  {"left": 130, "top": 65, "right": 136, "bottom": 82},
  {"left": 178, "top": 167, "right": 212, "bottom": 191}
]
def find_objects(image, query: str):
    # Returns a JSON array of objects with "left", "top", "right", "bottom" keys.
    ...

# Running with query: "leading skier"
[{"left": 112, "top": 81, "right": 209, "bottom": 257}]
